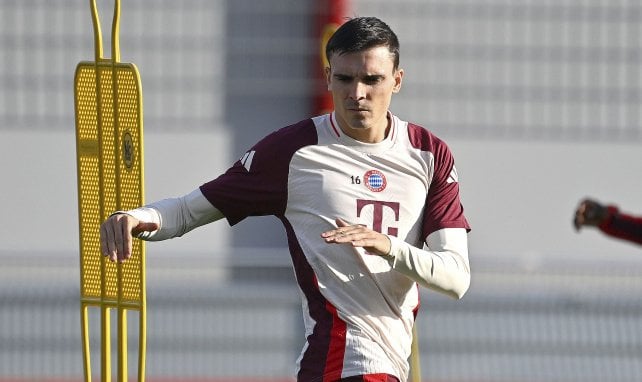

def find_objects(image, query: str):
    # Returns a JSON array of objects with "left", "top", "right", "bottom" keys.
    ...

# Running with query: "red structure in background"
[{"left": 313, "top": 0, "right": 351, "bottom": 116}]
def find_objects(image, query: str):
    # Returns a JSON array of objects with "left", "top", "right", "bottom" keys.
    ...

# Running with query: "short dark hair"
[{"left": 325, "top": 17, "right": 400, "bottom": 70}]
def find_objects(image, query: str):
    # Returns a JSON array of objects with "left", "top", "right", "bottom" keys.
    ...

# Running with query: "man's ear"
[{"left": 393, "top": 68, "right": 404, "bottom": 93}]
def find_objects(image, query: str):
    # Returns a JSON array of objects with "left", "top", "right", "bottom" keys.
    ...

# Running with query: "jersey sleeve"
[
  {"left": 409, "top": 125, "right": 471, "bottom": 239},
  {"left": 199, "top": 119, "right": 318, "bottom": 226},
  {"left": 599, "top": 206, "right": 642, "bottom": 245},
  {"left": 388, "top": 227, "right": 470, "bottom": 299}
]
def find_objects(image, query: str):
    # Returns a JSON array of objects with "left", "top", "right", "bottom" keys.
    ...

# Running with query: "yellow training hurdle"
[{"left": 74, "top": 0, "right": 146, "bottom": 380}]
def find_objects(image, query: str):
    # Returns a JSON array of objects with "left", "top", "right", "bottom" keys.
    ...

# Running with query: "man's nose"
[{"left": 348, "top": 81, "right": 366, "bottom": 100}]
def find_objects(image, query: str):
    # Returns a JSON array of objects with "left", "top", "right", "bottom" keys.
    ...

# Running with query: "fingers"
[
  {"left": 321, "top": 220, "right": 390, "bottom": 256},
  {"left": 321, "top": 220, "right": 365, "bottom": 243},
  {"left": 573, "top": 198, "right": 607, "bottom": 231},
  {"left": 118, "top": 217, "right": 136, "bottom": 262},
  {"left": 573, "top": 201, "right": 587, "bottom": 231},
  {"left": 100, "top": 214, "right": 139, "bottom": 263},
  {"left": 100, "top": 219, "right": 117, "bottom": 262}
]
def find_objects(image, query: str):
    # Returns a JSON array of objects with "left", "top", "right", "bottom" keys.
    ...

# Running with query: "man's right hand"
[
  {"left": 100, "top": 213, "right": 159, "bottom": 263},
  {"left": 573, "top": 199, "right": 609, "bottom": 231}
]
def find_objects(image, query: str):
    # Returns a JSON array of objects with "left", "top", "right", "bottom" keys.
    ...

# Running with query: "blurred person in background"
[
  {"left": 100, "top": 16, "right": 471, "bottom": 382},
  {"left": 573, "top": 198, "right": 642, "bottom": 246}
]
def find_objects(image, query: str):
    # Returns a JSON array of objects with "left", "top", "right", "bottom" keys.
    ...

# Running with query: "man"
[
  {"left": 573, "top": 198, "right": 642, "bottom": 246},
  {"left": 101, "top": 17, "right": 471, "bottom": 382}
]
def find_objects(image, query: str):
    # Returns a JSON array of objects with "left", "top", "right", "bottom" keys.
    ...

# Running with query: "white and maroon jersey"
[{"left": 200, "top": 112, "right": 470, "bottom": 381}]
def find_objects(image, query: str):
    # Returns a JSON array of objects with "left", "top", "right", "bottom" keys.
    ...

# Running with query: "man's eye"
[
  {"left": 336, "top": 76, "right": 352, "bottom": 83},
  {"left": 364, "top": 77, "right": 382, "bottom": 85}
]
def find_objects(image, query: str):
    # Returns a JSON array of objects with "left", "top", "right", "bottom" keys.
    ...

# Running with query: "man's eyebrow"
[
  {"left": 333, "top": 73, "right": 384, "bottom": 79},
  {"left": 332, "top": 73, "right": 353, "bottom": 80},
  {"left": 331, "top": 73, "right": 386, "bottom": 82}
]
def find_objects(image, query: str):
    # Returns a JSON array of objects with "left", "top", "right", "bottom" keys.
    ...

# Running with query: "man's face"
[{"left": 326, "top": 46, "right": 403, "bottom": 142}]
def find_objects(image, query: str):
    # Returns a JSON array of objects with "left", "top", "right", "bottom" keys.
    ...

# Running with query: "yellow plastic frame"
[{"left": 74, "top": 0, "right": 146, "bottom": 380}]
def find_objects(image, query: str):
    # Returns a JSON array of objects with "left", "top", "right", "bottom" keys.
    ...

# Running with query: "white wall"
[
  {"left": 450, "top": 139, "right": 642, "bottom": 262},
  {"left": 0, "top": 130, "right": 231, "bottom": 258}
]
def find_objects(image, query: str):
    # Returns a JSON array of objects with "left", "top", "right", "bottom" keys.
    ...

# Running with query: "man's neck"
[{"left": 338, "top": 114, "right": 391, "bottom": 144}]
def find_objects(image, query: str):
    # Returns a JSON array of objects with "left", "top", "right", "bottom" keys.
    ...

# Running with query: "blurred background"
[{"left": 1, "top": 0, "right": 642, "bottom": 381}]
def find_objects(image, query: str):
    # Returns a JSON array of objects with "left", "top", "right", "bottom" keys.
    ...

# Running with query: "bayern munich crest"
[{"left": 364, "top": 170, "right": 387, "bottom": 192}]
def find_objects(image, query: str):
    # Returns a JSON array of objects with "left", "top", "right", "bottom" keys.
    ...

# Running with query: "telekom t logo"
[{"left": 356, "top": 199, "right": 400, "bottom": 237}]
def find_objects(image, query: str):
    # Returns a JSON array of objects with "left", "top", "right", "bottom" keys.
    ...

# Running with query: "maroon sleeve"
[
  {"left": 408, "top": 124, "right": 471, "bottom": 238},
  {"left": 199, "top": 119, "right": 318, "bottom": 226},
  {"left": 599, "top": 206, "right": 642, "bottom": 246}
]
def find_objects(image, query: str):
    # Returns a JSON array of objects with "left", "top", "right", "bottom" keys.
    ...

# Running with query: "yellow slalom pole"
[
  {"left": 410, "top": 325, "right": 422, "bottom": 382},
  {"left": 101, "top": 305, "right": 112, "bottom": 381},
  {"left": 80, "top": 303, "right": 92, "bottom": 382},
  {"left": 118, "top": 307, "right": 128, "bottom": 381},
  {"left": 75, "top": 0, "right": 147, "bottom": 380}
]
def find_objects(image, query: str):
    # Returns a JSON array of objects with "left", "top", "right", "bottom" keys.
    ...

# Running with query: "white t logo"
[
  {"left": 240, "top": 150, "right": 256, "bottom": 172},
  {"left": 447, "top": 166, "right": 459, "bottom": 184}
]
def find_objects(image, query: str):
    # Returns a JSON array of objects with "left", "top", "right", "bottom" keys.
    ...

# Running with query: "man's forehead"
[{"left": 329, "top": 48, "right": 396, "bottom": 74}]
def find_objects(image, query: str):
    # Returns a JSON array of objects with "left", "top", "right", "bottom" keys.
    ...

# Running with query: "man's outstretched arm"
[
  {"left": 574, "top": 198, "right": 642, "bottom": 246},
  {"left": 100, "top": 188, "right": 224, "bottom": 262}
]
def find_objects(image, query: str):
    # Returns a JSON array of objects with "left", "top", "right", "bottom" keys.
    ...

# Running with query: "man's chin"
[
  {"left": 335, "top": 112, "right": 372, "bottom": 130},
  {"left": 346, "top": 116, "right": 371, "bottom": 130},
  {"left": 346, "top": 123, "right": 370, "bottom": 131}
]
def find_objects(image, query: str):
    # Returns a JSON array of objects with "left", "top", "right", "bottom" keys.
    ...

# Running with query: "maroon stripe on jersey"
[
  {"left": 339, "top": 374, "right": 400, "bottom": 382},
  {"left": 329, "top": 114, "right": 341, "bottom": 137},
  {"left": 406, "top": 123, "right": 471, "bottom": 237},
  {"left": 280, "top": 217, "right": 337, "bottom": 381},
  {"left": 200, "top": 119, "right": 318, "bottom": 226},
  {"left": 406, "top": 122, "right": 438, "bottom": 153},
  {"left": 323, "top": 302, "right": 347, "bottom": 381}
]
